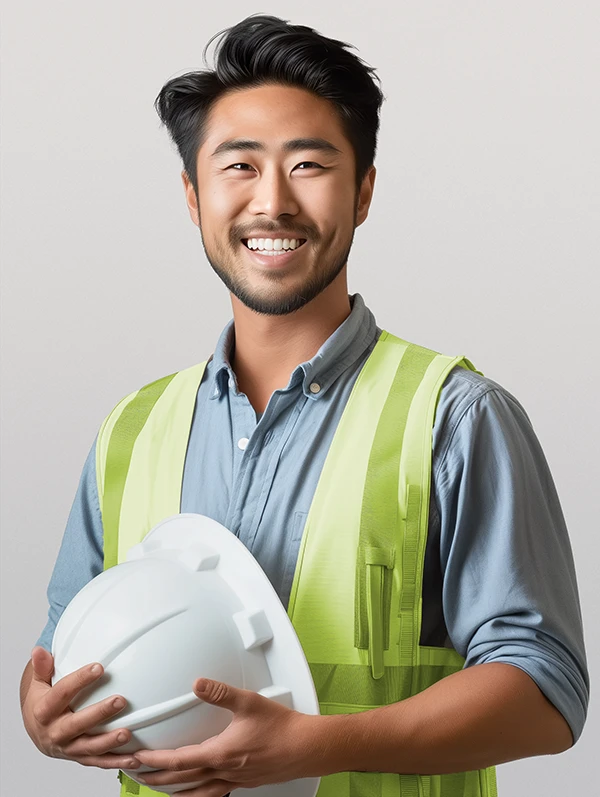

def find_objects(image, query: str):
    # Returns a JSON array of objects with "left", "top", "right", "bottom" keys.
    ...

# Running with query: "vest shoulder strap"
[{"left": 97, "top": 362, "right": 207, "bottom": 569}]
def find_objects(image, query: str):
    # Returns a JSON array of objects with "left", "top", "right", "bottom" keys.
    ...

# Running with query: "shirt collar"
[{"left": 209, "top": 293, "right": 378, "bottom": 401}]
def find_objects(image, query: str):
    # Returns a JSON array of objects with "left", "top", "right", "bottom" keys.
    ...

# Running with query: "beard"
[{"left": 197, "top": 214, "right": 357, "bottom": 316}]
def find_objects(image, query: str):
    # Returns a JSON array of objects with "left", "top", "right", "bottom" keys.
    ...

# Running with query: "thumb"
[
  {"left": 31, "top": 646, "right": 54, "bottom": 685},
  {"left": 194, "top": 679, "right": 248, "bottom": 712}
]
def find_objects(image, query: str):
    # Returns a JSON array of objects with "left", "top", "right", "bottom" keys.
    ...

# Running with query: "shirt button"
[
  {"left": 213, "top": 387, "right": 220, "bottom": 397},
  {"left": 309, "top": 382, "right": 321, "bottom": 394},
  {"left": 237, "top": 437, "right": 249, "bottom": 451},
  {"left": 228, "top": 377, "right": 235, "bottom": 389}
]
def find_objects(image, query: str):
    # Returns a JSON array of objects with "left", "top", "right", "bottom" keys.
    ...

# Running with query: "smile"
[{"left": 242, "top": 237, "right": 307, "bottom": 252}]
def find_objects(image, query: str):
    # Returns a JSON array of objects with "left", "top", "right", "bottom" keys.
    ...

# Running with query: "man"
[{"left": 20, "top": 14, "right": 588, "bottom": 797}]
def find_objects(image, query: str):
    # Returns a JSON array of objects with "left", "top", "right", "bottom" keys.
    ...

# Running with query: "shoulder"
[
  {"left": 432, "top": 364, "right": 533, "bottom": 469},
  {"left": 96, "top": 361, "right": 209, "bottom": 455},
  {"left": 103, "top": 362, "right": 209, "bottom": 422}
]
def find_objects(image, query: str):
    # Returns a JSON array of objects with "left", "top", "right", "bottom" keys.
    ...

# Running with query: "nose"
[{"left": 247, "top": 166, "right": 300, "bottom": 219}]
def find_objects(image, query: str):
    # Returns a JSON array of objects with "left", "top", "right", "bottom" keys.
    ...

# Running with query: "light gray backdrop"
[{"left": 1, "top": 1, "right": 598, "bottom": 795}]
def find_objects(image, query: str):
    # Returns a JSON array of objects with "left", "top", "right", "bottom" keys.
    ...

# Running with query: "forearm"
[{"left": 314, "top": 662, "right": 573, "bottom": 776}]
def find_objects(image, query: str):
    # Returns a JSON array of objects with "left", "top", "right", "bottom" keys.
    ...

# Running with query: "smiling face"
[{"left": 183, "top": 83, "right": 376, "bottom": 315}]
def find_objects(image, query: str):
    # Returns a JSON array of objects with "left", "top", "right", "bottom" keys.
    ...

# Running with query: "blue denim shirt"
[{"left": 37, "top": 294, "right": 589, "bottom": 741}]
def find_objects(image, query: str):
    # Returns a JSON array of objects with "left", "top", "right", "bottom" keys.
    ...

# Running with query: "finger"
[
  {"left": 62, "top": 694, "right": 127, "bottom": 739},
  {"left": 31, "top": 647, "right": 55, "bottom": 685},
  {"left": 135, "top": 745, "right": 212, "bottom": 771},
  {"left": 139, "top": 767, "right": 213, "bottom": 787},
  {"left": 193, "top": 679, "right": 249, "bottom": 713},
  {"left": 75, "top": 753, "right": 141, "bottom": 770},
  {"left": 63, "top": 727, "right": 132, "bottom": 758},
  {"left": 36, "top": 663, "right": 104, "bottom": 725}
]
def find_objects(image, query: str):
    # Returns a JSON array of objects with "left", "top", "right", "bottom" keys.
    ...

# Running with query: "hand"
[
  {"left": 22, "top": 646, "right": 140, "bottom": 770},
  {"left": 134, "top": 677, "right": 325, "bottom": 796}
]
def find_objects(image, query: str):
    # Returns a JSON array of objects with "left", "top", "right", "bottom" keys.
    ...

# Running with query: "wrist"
[{"left": 301, "top": 711, "right": 365, "bottom": 777}]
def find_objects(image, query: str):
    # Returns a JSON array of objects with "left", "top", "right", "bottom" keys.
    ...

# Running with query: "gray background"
[{"left": 1, "top": 1, "right": 598, "bottom": 794}]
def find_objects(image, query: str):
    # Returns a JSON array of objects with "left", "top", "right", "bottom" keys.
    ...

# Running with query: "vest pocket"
[{"left": 355, "top": 545, "right": 395, "bottom": 679}]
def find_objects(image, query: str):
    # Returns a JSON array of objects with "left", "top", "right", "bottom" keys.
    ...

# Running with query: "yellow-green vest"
[{"left": 96, "top": 331, "right": 498, "bottom": 797}]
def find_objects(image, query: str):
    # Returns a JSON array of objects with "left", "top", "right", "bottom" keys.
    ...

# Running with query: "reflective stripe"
[
  {"left": 99, "top": 363, "right": 207, "bottom": 569},
  {"left": 355, "top": 344, "right": 437, "bottom": 680},
  {"left": 311, "top": 658, "right": 464, "bottom": 707},
  {"left": 96, "top": 390, "right": 139, "bottom": 516},
  {"left": 102, "top": 373, "right": 177, "bottom": 569},
  {"left": 350, "top": 772, "right": 382, "bottom": 797},
  {"left": 316, "top": 770, "right": 496, "bottom": 797},
  {"left": 398, "top": 484, "right": 422, "bottom": 673},
  {"left": 116, "top": 364, "right": 206, "bottom": 560}
]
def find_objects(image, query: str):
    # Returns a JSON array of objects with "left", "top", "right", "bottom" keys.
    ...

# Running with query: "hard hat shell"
[{"left": 52, "top": 513, "right": 321, "bottom": 796}]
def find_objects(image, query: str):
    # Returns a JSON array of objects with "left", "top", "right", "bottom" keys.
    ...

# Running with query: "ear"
[
  {"left": 182, "top": 170, "right": 200, "bottom": 226},
  {"left": 355, "top": 165, "right": 376, "bottom": 228}
]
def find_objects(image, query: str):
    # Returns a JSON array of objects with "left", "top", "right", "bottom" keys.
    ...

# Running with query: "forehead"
[{"left": 199, "top": 83, "right": 351, "bottom": 157}]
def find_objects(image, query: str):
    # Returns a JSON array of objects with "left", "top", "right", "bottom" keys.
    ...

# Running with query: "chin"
[{"left": 235, "top": 288, "right": 313, "bottom": 316}]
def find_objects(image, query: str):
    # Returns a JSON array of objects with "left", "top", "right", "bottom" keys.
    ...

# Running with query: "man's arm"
[
  {"left": 35, "top": 437, "right": 104, "bottom": 652},
  {"left": 133, "top": 662, "right": 572, "bottom": 792},
  {"left": 433, "top": 376, "right": 588, "bottom": 741},
  {"left": 315, "top": 661, "right": 572, "bottom": 776}
]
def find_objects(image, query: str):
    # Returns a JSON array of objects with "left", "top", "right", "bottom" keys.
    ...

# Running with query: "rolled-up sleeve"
[
  {"left": 435, "top": 383, "right": 589, "bottom": 742},
  {"left": 36, "top": 437, "right": 105, "bottom": 652}
]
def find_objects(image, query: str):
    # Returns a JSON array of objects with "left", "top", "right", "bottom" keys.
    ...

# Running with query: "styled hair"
[{"left": 155, "top": 14, "right": 385, "bottom": 193}]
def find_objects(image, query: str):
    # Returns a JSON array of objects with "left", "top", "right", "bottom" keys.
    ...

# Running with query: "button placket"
[
  {"left": 227, "top": 390, "right": 292, "bottom": 547},
  {"left": 243, "top": 394, "right": 308, "bottom": 552},
  {"left": 227, "top": 387, "right": 257, "bottom": 508}
]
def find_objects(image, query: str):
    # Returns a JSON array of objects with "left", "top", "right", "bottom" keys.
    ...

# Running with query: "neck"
[{"left": 229, "top": 271, "right": 352, "bottom": 414}]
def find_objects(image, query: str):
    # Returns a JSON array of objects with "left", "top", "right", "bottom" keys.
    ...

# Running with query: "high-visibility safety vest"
[{"left": 96, "top": 331, "right": 498, "bottom": 797}]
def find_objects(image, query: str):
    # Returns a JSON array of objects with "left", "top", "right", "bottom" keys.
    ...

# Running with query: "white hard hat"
[{"left": 52, "top": 513, "right": 321, "bottom": 797}]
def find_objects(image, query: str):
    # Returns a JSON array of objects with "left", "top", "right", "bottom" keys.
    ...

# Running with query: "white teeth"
[{"left": 245, "top": 237, "right": 305, "bottom": 251}]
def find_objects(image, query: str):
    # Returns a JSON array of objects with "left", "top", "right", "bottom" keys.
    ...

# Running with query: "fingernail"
[
  {"left": 126, "top": 759, "right": 139, "bottom": 769},
  {"left": 117, "top": 731, "right": 128, "bottom": 743},
  {"left": 112, "top": 697, "right": 125, "bottom": 709},
  {"left": 90, "top": 664, "right": 102, "bottom": 675}
]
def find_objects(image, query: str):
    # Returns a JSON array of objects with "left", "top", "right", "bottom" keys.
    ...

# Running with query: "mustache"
[{"left": 230, "top": 225, "right": 316, "bottom": 242}]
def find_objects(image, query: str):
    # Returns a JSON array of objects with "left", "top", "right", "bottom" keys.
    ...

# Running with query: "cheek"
[
  {"left": 304, "top": 176, "right": 355, "bottom": 220},
  {"left": 199, "top": 181, "right": 248, "bottom": 221}
]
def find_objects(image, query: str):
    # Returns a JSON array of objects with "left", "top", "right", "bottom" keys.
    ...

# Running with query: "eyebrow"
[{"left": 210, "top": 137, "right": 343, "bottom": 158}]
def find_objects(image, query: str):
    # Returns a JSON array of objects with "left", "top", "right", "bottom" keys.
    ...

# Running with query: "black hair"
[{"left": 155, "top": 14, "right": 385, "bottom": 193}]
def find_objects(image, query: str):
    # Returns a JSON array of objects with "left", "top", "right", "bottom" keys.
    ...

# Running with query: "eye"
[
  {"left": 295, "top": 162, "right": 323, "bottom": 170},
  {"left": 228, "top": 163, "right": 254, "bottom": 171}
]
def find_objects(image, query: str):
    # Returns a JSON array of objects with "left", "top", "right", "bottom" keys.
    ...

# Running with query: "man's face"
[{"left": 184, "top": 83, "right": 375, "bottom": 315}]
